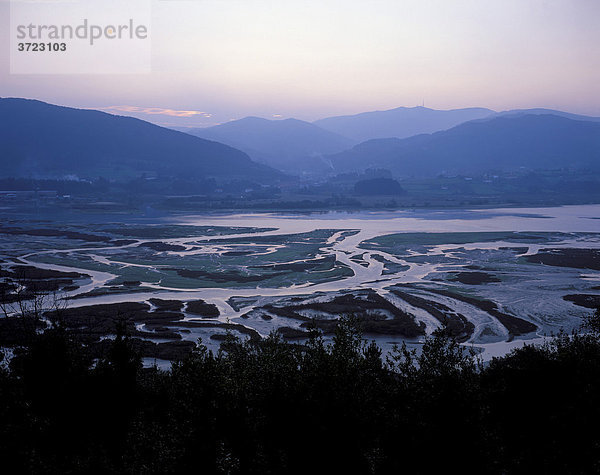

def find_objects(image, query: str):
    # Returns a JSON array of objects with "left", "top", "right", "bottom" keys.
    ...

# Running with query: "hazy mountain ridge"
[
  {"left": 328, "top": 114, "right": 600, "bottom": 177},
  {"left": 0, "top": 98, "right": 281, "bottom": 182},
  {"left": 2, "top": 98, "right": 599, "bottom": 184},
  {"left": 493, "top": 108, "right": 600, "bottom": 122},
  {"left": 314, "top": 106, "right": 496, "bottom": 142},
  {"left": 313, "top": 106, "right": 600, "bottom": 144},
  {"left": 183, "top": 116, "right": 354, "bottom": 173}
]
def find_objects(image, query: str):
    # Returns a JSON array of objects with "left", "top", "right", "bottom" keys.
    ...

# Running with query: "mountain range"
[
  {"left": 1, "top": 98, "right": 598, "bottom": 184},
  {"left": 493, "top": 108, "right": 600, "bottom": 122},
  {"left": 182, "top": 117, "right": 353, "bottom": 174},
  {"left": 179, "top": 107, "right": 499, "bottom": 173},
  {"left": 0, "top": 98, "right": 280, "bottom": 182},
  {"left": 313, "top": 106, "right": 496, "bottom": 142},
  {"left": 327, "top": 114, "right": 600, "bottom": 177}
]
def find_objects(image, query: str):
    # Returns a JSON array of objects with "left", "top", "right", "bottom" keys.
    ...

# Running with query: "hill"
[
  {"left": 0, "top": 98, "right": 280, "bottom": 182},
  {"left": 328, "top": 114, "right": 600, "bottom": 177},
  {"left": 314, "top": 106, "right": 495, "bottom": 142},
  {"left": 183, "top": 116, "right": 354, "bottom": 173},
  {"left": 495, "top": 108, "right": 600, "bottom": 122}
]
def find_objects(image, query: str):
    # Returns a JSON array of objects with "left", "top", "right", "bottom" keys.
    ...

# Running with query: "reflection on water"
[
  {"left": 6, "top": 205, "right": 600, "bottom": 362},
  {"left": 173, "top": 205, "right": 599, "bottom": 235}
]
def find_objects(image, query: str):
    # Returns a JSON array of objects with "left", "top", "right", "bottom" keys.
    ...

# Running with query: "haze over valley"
[{"left": 1, "top": 97, "right": 599, "bottom": 211}]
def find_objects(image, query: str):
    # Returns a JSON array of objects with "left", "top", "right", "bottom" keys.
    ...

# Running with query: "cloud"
[{"left": 101, "top": 105, "right": 211, "bottom": 118}]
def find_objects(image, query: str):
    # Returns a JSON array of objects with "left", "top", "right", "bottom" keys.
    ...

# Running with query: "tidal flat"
[{"left": 1, "top": 205, "right": 599, "bottom": 362}]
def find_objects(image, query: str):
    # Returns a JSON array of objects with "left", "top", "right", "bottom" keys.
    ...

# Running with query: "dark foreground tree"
[{"left": 1, "top": 311, "right": 600, "bottom": 473}]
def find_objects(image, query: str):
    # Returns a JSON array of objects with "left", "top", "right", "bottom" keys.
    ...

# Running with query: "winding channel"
[{"left": 14, "top": 205, "right": 600, "bottom": 358}]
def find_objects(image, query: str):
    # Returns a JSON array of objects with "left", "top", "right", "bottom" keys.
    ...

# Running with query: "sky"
[{"left": 1, "top": 0, "right": 599, "bottom": 127}]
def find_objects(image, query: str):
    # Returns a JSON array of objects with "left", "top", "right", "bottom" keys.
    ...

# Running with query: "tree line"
[{"left": 1, "top": 309, "right": 600, "bottom": 474}]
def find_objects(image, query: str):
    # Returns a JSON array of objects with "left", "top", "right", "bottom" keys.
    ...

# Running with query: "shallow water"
[
  {"left": 173, "top": 205, "right": 600, "bottom": 234},
  {"left": 7, "top": 204, "right": 600, "bottom": 361}
]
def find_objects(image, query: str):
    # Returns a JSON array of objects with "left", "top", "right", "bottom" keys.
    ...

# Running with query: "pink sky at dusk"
[{"left": 1, "top": 0, "right": 599, "bottom": 127}]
